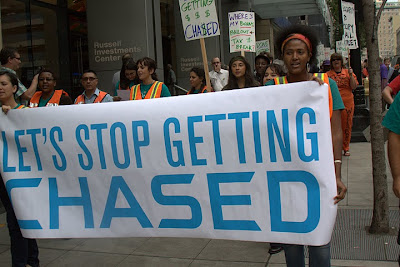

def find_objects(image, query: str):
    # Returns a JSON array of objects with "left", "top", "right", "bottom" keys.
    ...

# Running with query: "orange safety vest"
[
  {"left": 129, "top": 81, "right": 163, "bottom": 100},
  {"left": 187, "top": 86, "right": 207, "bottom": 95},
  {"left": 273, "top": 73, "right": 333, "bottom": 118},
  {"left": 29, "top": 90, "right": 68, "bottom": 108},
  {"left": 15, "top": 105, "right": 26, "bottom": 109},
  {"left": 74, "top": 91, "right": 108, "bottom": 104}
]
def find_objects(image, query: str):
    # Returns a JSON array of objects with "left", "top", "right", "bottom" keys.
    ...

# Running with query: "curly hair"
[
  {"left": 266, "top": 63, "right": 286, "bottom": 77},
  {"left": 275, "top": 24, "right": 319, "bottom": 64},
  {"left": 137, "top": 57, "right": 158, "bottom": 81},
  {"left": 223, "top": 56, "right": 259, "bottom": 90}
]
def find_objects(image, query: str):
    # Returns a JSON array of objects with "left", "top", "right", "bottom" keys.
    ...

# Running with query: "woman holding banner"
[
  {"left": 223, "top": 56, "right": 259, "bottom": 90},
  {"left": 187, "top": 67, "right": 208, "bottom": 94},
  {"left": 264, "top": 25, "right": 346, "bottom": 267},
  {"left": 129, "top": 57, "right": 170, "bottom": 100},
  {"left": 0, "top": 70, "right": 40, "bottom": 267},
  {"left": 326, "top": 53, "right": 358, "bottom": 157}
]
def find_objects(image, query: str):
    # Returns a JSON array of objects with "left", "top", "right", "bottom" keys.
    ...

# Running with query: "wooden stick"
[
  {"left": 241, "top": 50, "right": 245, "bottom": 57},
  {"left": 200, "top": 38, "right": 212, "bottom": 92}
]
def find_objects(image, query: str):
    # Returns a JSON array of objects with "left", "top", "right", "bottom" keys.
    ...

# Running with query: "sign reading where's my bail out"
[
  {"left": 0, "top": 83, "right": 337, "bottom": 246},
  {"left": 341, "top": 1, "right": 358, "bottom": 49},
  {"left": 229, "top": 11, "right": 256, "bottom": 53},
  {"left": 179, "top": 0, "right": 220, "bottom": 41}
]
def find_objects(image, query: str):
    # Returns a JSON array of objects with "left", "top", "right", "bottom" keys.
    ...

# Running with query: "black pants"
[{"left": 0, "top": 176, "right": 39, "bottom": 267}]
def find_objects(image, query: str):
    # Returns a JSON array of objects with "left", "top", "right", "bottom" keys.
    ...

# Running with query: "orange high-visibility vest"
[
  {"left": 129, "top": 81, "right": 163, "bottom": 100},
  {"left": 15, "top": 105, "right": 26, "bottom": 109},
  {"left": 29, "top": 90, "right": 68, "bottom": 108},
  {"left": 187, "top": 86, "right": 207, "bottom": 95},
  {"left": 273, "top": 73, "right": 333, "bottom": 118},
  {"left": 74, "top": 91, "right": 108, "bottom": 104}
]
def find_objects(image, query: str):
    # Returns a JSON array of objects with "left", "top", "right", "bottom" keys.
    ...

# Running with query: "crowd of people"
[{"left": 0, "top": 23, "right": 399, "bottom": 267}]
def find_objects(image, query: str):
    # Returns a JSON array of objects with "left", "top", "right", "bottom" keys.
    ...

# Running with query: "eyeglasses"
[
  {"left": 212, "top": 62, "right": 220, "bottom": 65},
  {"left": 81, "top": 77, "right": 97, "bottom": 82},
  {"left": 38, "top": 78, "right": 54, "bottom": 82}
]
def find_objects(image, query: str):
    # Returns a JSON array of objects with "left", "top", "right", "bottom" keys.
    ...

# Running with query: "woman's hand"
[
  {"left": 334, "top": 178, "right": 347, "bottom": 204},
  {"left": 309, "top": 75, "right": 324, "bottom": 85},
  {"left": 2, "top": 105, "right": 12, "bottom": 114},
  {"left": 348, "top": 67, "right": 354, "bottom": 74}
]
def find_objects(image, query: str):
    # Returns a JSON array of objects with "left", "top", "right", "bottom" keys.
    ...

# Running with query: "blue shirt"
[{"left": 75, "top": 88, "right": 113, "bottom": 104}]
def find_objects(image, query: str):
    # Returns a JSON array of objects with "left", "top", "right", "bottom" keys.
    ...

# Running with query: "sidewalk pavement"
[{"left": 0, "top": 142, "right": 398, "bottom": 266}]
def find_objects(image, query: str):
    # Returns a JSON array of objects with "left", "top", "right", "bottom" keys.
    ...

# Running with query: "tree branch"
[{"left": 373, "top": 0, "right": 388, "bottom": 41}]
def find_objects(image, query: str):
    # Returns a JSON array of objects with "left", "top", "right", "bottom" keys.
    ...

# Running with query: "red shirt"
[{"left": 388, "top": 75, "right": 400, "bottom": 95}]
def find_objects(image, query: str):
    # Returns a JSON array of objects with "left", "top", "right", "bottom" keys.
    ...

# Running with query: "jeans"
[
  {"left": 283, "top": 243, "right": 331, "bottom": 267},
  {"left": 0, "top": 177, "right": 40, "bottom": 267}
]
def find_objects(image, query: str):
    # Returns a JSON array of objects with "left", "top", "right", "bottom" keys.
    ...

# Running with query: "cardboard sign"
[
  {"left": 256, "top": 40, "right": 270, "bottom": 55},
  {"left": 179, "top": 0, "right": 220, "bottom": 41},
  {"left": 0, "top": 83, "right": 337, "bottom": 246},
  {"left": 341, "top": 1, "right": 358, "bottom": 49},
  {"left": 228, "top": 11, "right": 256, "bottom": 53}
]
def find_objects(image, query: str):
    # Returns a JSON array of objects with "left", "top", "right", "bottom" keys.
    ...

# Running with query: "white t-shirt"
[{"left": 209, "top": 69, "right": 229, "bottom": 91}]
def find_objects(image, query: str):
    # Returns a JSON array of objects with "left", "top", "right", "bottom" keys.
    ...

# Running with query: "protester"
[
  {"left": 264, "top": 24, "right": 346, "bottom": 267},
  {"left": 254, "top": 54, "right": 270, "bottom": 85},
  {"left": 0, "top": 70, "right": 40, "bottom": 267},
  {"left": 209, "top": 57, "right": 228, "bottom": 91},
  {"left": 165, "top": 63, "right": 177, "bottom": 96},
  {"left": 129, "top": 57, "right": 170, "bottom": 100},
  {"left": 389, "top": 57, "right": 400, "bottom": 83},
  {"left": 380, "top": 57, "right": 389, "bottom": 91},
  {"left": 29, "top": 69, "right": 72, "bottom": 107},
  {"left": 223, "top": 56, "right": 259, "bottom": 90},
  {"left": 362, "top": 59, "right": 369, "bottom": 78},
  {"left": 259, "top": 51, "right": 274, "bottom": 64},
  {"left": 111, "top": 53, "right": 132, "bottom": 90},
  {"left": 321, "top": 60, "right": 331, "bottom": 73},
  {"left": 75, "top": 70, "right": 113, "bottom": 104},
  {"left": 114, "top": 59, "right": 138, "bottom": 95},
  {"left": 263, "top": 63, "right": 285, "bottom": 85},
  {"left": 262, "top": 63, "right": 285, "bottom": 255},
  {"left": 187, "top": 67, "right": 207, "bottom": 94},
  {"left": 382, "top": 93, "right": 400, "bottom": 265},
  {"left": 382, "top": 74, "right": 400, "bottom": 105},
  {"left": 326, "top": 53, "right": 358, "bottom": 157},
  {"left": 0, "top": 47, "right": 38, "bottom": 104}
]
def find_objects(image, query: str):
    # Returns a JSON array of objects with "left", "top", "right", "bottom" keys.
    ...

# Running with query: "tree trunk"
[{"left": 361, "top": 0, "right": 389, "bottom": 233}]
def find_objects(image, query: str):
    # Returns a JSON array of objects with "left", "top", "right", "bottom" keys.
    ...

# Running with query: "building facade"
[{"left": 0, "top": 0, "right": 331, "bottom": 98}]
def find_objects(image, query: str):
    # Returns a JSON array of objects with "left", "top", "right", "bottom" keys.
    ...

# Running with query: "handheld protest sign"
[
  {"left": 228, "top": 11, "right": 256, "bottom": 53},
  {"left": 179, "top": 0, "right": 220, "bottom": 92},
  {"left": 341, "top": 1, "right": 358, "bottom": 49},
  {"left": 179, "top": 0, "right": 220, "bottom": 41}
]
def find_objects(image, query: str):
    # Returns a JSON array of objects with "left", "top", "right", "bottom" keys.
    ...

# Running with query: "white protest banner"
[
  {"left": 179, "top": 0, "right": 220, "bottom": 41},
  {"left": 256, "top": 40, "right": 270, "bottom": 55},
  {"left": 229, "top": 11, "right": 256, "bottom": 53},
  {"left": 341, "top": 1, "right": 358, "bottom": 49},
  {"left": 0, "top": 83, "right": 337, "bottom": 246}
]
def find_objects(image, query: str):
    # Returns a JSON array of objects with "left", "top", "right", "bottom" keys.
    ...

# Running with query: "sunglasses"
[{"left": 331, "top": 59, "right": 341, "bottom": 62}]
